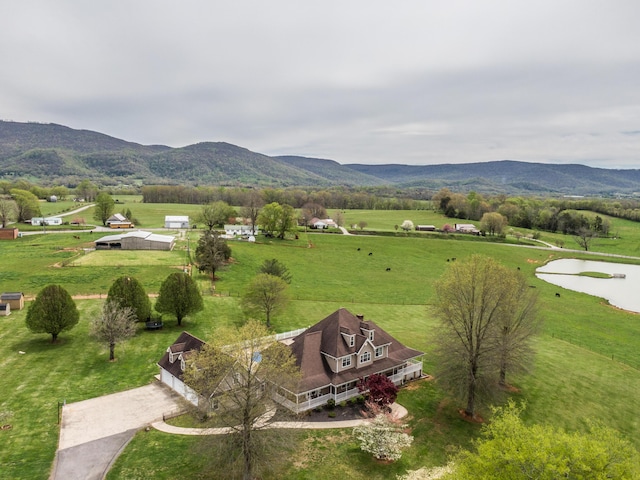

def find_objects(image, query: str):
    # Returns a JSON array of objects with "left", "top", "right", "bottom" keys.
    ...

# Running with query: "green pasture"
[{"left": 1, "top": 207, "right": 640, "bottom": 478}]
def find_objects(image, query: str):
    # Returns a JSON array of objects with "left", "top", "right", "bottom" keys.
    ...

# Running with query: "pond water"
[{"left": 535, "top": 259, "right": 640, "bottom": 313}]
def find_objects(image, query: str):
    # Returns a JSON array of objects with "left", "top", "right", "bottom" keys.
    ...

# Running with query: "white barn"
[{"left": 165, "top": 216, "right": 190, "bottom": 229}]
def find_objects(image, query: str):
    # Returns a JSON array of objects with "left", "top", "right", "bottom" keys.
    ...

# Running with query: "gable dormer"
[
  {"left": 340, "top": 326, "right": 356, "bottom": 348},
  {"left": 361, "top": 327, "right": 374, "bottom": 342},
  {"left": 168, "top": 342, "right": 186, "bottom": 363}
]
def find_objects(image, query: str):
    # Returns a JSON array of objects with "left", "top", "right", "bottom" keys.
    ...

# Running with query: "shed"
[
  {"left": 0, "top": 228, "right": 19, "bottom": 240},
  {"left": 165, "top": 216, "right": 190, "bottom": 229},
  {"left": 0, "top": 292, "right": 24, "bottom": 310},
  {"left": 94, "top": 231, "right": 175, "bottom": 251},
  {"left": 415, "top": 225, "right": 436, "bottom": 231},
  {"left": 0, "top": 303, "right": 10, "bottom": 316}
]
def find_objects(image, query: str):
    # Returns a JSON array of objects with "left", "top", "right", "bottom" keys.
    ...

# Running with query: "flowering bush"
[{"left": 353, "top": 413, "right": 413, "bottom": 462}]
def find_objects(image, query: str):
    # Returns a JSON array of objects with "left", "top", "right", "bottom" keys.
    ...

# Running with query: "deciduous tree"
[
  {"left": 183, "top": 321, "right": 301, "bottom": 480},
  {"left": 0, "top": 198, "right": 17, "bottom": 228},
  {"left": 400, "top": 220, "right": 414, "bottom": 232},
  {"left": 93, "top": 192, "right": 115, "bottom": 226},
  {"left": 450, "top": 401, "right": 640, "bottom": 479},
  {"left": 198, "top": 201, "right": 237, "bottom": 231},
  {"left": 26, "top": 285, "right": 79, "bottom": 343},
  {"left": 358, "top": 374, "right": 398, "bottom": 409},
  {"left": 353, "top": 411, "right": 413, "bottom": 462},
  {"left": 239, "top": 190, "right": 263, "bottom": 236},
  {"left": 480, "top": 212, "right": 507, "bottom": 236},
  {"left": 106, "top": 276, "right": 151, "bottom": 322},
  {"left": 574, "top": 227, "right": 597, "bottom": 251},
  {"left": 91, "top": 300, "right": 137, "bottom": 361},
  {"left": 195, "top": 231, "right": 231, "bottom": 281},
  {"left": 433, "top": 255, "right": 538, "bottom": 418},
  {"left": 10, "top": 189, "right": 41, "bottom": 222},
  {"left": 241, "top": 274, "right": 289, "bottom": 328},
  {"left": 155, "top": 272, "right": 204, "bottom": 326},
  {"left": 258, "top": 202, "right": 296, "bottom": 239}
]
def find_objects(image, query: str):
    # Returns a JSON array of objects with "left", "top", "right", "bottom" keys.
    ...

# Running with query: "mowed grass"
[{"left": 1, "top": 207, "right": 640, "bottom": 478}]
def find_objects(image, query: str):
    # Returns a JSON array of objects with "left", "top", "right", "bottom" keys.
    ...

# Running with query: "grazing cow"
[
  {"left": 357, "top": 248, "right": 361, "bottom": 251},
  {"left": 386, "top": 267, "right": 391, "bottom": 271},
  {"left": 368, "top": 252, "right": 373, "bottom": 256},
  {"left": 446, "top": 258, "right": 450, "bottom": 262},
  {"left": 73, "top": 235, "right": 80, "bottom": 240},
  {"left": 555, "top": 292, "right": 561, "bottom": 297},
  {"left": 451, "top": 257, "right": 456, "bottom": 261}
]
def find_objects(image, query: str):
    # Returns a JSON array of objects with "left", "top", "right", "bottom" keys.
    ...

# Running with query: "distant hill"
[{"left": 2, "top": 120, "right": 640, "bottom": 195}]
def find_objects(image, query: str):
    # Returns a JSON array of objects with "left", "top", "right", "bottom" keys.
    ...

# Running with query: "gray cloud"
[{"left": 2, "top": 1, "right": 640, "bottom": 168}]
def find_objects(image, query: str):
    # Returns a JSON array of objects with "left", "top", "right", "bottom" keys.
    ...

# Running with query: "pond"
[{"left": 535, "top": 259, "right": 640, "bottom": 313}]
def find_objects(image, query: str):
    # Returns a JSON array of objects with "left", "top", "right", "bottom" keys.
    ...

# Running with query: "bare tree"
[
  {"left": 239, "top": 190, "right": 263, "bottom": 235},
  {"left": 91, "top": 300, "right": 137, "bottom": 361},
  {"left": 574, "top": 227, "right": 597, "bottom": 251},
  {"left": 494, "top": 274, "right": 540, "bottom": 387},
  {"left": 183, "top": 321, "right": 301, "bottom": 480},
  {"left": 433, "top": 255, "right": 539, "bottom": 418}
]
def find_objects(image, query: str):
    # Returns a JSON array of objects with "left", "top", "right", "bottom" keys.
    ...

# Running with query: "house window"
[
  {"left": 369, "top": 331, "right": 374, "bottom": 341},
  {"left": 375, "top": 346, "right": 383, "bottom": 358},
  {"left": 360, "top": 351, "right": 371, "bottom": 363},
  {"left": 349, "top": 335, "right": 355, "bottom": 347},
  {"left": 342, "top": 356, "right": 352, "bottom": 368}
]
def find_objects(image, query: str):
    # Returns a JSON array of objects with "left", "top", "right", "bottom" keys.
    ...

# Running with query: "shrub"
[
  {"left": 328, "top": 411, "right": 336, "bottom": 418},
  {"left": 326, "top": 399, "right": 336, "bottom": 410}
]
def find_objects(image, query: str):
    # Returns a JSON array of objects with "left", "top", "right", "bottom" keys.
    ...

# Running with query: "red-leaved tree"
[{"left": 358, "top": 374, "right": 398, "bottom": 409}]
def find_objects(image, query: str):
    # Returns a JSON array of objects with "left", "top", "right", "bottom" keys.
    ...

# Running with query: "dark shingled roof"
[
  {"left": 0, "top": 292, "right": 23, "bottom": 300},
  {"left": 289, "top": 308, "right": 423, "bottom": 392},
  {"left": 157, "top": 331, "right": 206, "bottom": 380}
]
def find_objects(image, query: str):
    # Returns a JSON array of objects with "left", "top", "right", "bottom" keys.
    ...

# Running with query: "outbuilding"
[
  {"left": 0, "top": 228, "right": 19, "bottom": 240},
  {"left": 0, "top": 303, "right": 10, "bottom": 316},
  {"left": 165, "top": 216, "right": 190, "bottom": 229},
  {"left": 0, "top": 292, "right": 24, "bottom": 310},
  {"left": 94, "top": 231, "right": 175, "bottom": 251}
]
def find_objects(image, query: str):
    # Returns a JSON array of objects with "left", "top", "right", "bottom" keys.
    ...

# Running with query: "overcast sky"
[{"left": 2, "top": 1, "right": 640, "bottom": 168}]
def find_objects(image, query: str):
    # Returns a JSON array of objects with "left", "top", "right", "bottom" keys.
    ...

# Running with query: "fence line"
[{"left": 550, "top": 333, "right": 638, "bottom": 371}]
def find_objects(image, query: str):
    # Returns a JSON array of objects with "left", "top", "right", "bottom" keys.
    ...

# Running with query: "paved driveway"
[{"left": 51, "top": 383, "right": 183, "bottom": 480}]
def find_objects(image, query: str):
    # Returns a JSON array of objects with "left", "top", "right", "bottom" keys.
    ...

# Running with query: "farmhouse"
[
  {"left": 276, "top": 308, "right": 424, "bottom": 413},
  {"left": 0, "top": 292, "right": 24, "bottom": 310},
  {"left": 165, "top": 215, "right": 190, "bottom": 229},
  {"left": 94, "top": 231, "right": 175, "bottom": 251},
  {"left": 106, "top": 213, "right": 133, "bottom": 229},
  {"left": 0, "top": 228, "right": 19, "bottom": 240},
  {"left": 224, "top": 224, "right": 259, "bottom": 237},
  {"left": 158, "top": 309, "right": 424, "bottom": 414},
  {"left": 455, "top": 223, "right": 480, "bottom": 234},
  {"left": 310, "top": 218, "right": 338, "bottom": 229}
]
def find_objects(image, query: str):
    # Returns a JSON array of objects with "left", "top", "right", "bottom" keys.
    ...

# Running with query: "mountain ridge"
[{"left": 1, "top": 120, "right": 639, "bottom": 195}]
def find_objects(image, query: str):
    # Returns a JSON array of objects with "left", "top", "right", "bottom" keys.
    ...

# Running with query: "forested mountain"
[{"left": 1, "top": 120, "right": 639, "bottom": 195}]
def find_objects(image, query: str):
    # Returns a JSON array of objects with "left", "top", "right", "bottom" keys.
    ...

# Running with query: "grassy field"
[{"left": 1, "top": 205, "right": 640, "bottom": 479}]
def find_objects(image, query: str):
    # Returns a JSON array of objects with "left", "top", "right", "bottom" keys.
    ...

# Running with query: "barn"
[
  {"left": 165, "top": 216, "right": 190, "bottom": 229},
  {"left": 94, "top": 231, "right": 175, "bottom": 251}
]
